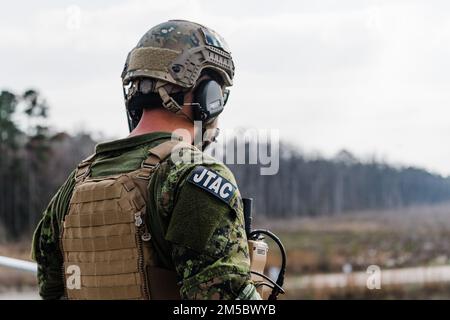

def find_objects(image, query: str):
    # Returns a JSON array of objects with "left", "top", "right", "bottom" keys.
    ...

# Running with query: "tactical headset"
[
  {"left": 192, "top": 79, "right": 229, "bottom": 123},
  {"left": 125, "top": 78, "right": 229, "bottom": 131}
]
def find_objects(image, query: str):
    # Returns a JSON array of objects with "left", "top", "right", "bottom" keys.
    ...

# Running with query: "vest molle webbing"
[{"left": 61, "top": 140, "right": 186, "bottom": 300}]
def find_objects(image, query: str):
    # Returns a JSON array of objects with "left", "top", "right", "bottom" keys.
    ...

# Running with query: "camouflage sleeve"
[
  {"left": 164, "top": 163, "right": 261, "bottom": 300},
  {"left": 31, "top": 170, "right": 76, "bottom": 300}
]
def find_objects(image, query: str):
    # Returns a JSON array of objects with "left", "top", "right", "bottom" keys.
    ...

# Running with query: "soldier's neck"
[{"left": 129, "top": 107, "right": 194, "bottom": 143}]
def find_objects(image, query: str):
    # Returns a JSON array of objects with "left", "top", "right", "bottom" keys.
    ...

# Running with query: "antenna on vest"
[
  {"left": 244, "top": 196, "right": 287, "bottom": 300},
  {"left": 243, "top": 197, "right": 253, "bottom": 237}
]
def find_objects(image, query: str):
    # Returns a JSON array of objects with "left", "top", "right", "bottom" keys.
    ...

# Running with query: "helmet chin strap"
[
  {"left": 156, "top": 81, "right": 183, "bottom": 114},
  {"left": 155, "top": 80, "right": 220, "bottom": 151},
  {"left": 155, "top": 80, "right": 194, "bottom": 122},
  {"left": 188, "top": 116, "right": 220, "bottom": 151},
  {"left": 199, "top": 119, "right": 220, "bottom": 151}
]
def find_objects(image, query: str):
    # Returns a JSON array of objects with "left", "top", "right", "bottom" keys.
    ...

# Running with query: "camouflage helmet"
[
  {"left": 121, "top": 20, "right": 235, "bottom": 130},
  {"left": 122, "top": 19, "right": 235, "bottom": 88}
]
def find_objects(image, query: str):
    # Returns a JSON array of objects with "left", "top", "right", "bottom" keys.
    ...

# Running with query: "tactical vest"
[{"left": 60, "top": 140, "right": 183, "bottom": 300}]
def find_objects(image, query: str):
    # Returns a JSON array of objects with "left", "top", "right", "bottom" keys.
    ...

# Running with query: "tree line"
[
  {"left": 1, "top": 89, "right": 450, "bottom": 240},
  {"left": 0, "top": 89, "right": 96, "bottom": 240},
  {"left": 230, "top": 147, "right": 450, "bottom": 217}
]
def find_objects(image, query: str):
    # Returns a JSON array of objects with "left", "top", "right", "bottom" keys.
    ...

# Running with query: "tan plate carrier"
[{"left": 60, "top": 140, "right": 183, "bottom": 300}]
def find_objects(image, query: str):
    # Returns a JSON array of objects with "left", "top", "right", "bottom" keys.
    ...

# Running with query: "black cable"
[
  {"left": 255, "top": 282, "right": 274, "bottom": 290},
  {"left": 250, "top": 271, "right": 285, "bottom": 294},
  {"left": 249, "top": 229, "right": 286, "bottom": 300}
]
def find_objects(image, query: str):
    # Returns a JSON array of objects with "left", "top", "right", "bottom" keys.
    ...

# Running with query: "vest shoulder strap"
[
  {"left": 141, "top": 139, "right": 192, "bottom": 168},
  {"left": 74, "top": 153, "right": 96, "bottom": 183},
  {"left": 74, "top": 139, "right": 193, "bottom": 182}
]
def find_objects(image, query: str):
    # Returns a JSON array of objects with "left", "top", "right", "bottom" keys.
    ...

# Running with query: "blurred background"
[{"left": 2, "top": 0, "right": 450, "bottom": 299}]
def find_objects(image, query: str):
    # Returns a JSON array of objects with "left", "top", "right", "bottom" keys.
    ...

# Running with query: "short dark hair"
[{"left": 199, "top": 69, "right": 225, "bottom": 87}]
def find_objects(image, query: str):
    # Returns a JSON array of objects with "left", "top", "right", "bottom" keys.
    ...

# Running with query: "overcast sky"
[{"left": 1, "top": 0, "right": 450, "bottom": 176}]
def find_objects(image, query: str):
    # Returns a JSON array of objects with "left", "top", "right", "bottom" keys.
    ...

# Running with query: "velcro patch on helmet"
[
  {"left": 187, "top": 166, "right": 236, "bottom": 205},
  {"left": 128, "top": 47, "right": 180, "bottom": 72}
]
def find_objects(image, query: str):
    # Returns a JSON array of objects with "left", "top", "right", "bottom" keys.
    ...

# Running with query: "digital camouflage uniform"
[{"left": 32, "top": 132, "right": 260, "bottom": 300}]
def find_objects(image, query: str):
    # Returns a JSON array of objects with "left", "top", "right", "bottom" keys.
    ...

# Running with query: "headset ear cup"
[
  {"left": 193, "top": 80, "right": 225, "bottom": 122},
  {"left": 193, "top": 81, "right": 209, "bottom": 121}
]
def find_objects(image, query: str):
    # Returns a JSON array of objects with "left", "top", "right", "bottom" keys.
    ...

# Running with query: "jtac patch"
[{"left": 187, "top": 166, "right": 236, "bottom": 205}]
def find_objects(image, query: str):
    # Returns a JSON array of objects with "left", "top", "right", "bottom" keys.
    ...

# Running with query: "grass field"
[
  {"left": 2, "top": 203, "right": 450, "bottom": 299},
  {"left": 254, "top": 202, "right": 450, "bottom": 299}
]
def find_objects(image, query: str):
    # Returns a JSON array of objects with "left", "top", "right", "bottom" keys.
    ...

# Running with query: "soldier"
[{"left": 31, "top": 20, "right": 261, "bottom": 300}]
